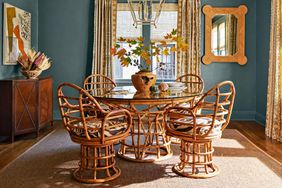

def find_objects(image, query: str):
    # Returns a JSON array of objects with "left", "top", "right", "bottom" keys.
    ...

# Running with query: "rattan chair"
[
  {"left": 83, "top": 74, "right": 116, "bottom": 96},
  {"left": 164, "top": 81, "right": 235, "bottom": 178},
  {"left": 176, "top": 74, "right": 204, "bottom": 108},
  {"left": 57, "top": 83, "right": 132, "bottom": 183},
  {"left": 170, "top": 74, "right": 204, "bottom": 144}
]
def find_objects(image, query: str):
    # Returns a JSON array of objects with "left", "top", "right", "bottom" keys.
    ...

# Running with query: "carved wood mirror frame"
[{"left": 202, "top": 5, "right": 248, "bottom": 65}]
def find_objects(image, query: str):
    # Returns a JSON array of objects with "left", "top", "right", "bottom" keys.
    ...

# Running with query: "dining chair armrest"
[
  {"left": 104, "top": 109, "right": 132, "bottom": 124},
  {"left": 102, "top": 109, "right": 132, "bottom": 139}
]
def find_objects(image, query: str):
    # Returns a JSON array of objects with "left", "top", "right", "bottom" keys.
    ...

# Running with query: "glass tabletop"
[{"left": 93, "top": 86, "right": 201, "bottom": 100}]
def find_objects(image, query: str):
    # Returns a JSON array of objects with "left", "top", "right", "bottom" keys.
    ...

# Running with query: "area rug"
[{"left": 0, "top": 127, "right": 281, "bottom": 188}]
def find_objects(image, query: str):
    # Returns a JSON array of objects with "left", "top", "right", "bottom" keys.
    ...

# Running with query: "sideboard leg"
[
  {"left": 36, "top": 129, "right": 40, "bottom": 137},
  {"left": 9, "top": 134, "right": 14, "bottom": 143}
]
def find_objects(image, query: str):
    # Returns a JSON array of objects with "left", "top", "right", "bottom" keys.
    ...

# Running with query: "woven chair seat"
[
  {"left": 72, "top": 120, "right": 127, "bottom": 138},
  {"left": 172, "top": 117, "right": 225, "bottom": 136}
]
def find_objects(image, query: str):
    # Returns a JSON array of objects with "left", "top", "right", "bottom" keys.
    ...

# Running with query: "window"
[
  {"left": 211, "top": 16, "right": 227, "bottom": 56},
  {"left": 113, "top": 4, "right": 142, "bottom": 80},
  {"left": 113, "top": 42, "right": 139, "bottom": 79},
  {"left": 113, "top": 3, "right": 178, "bottom": 82},
  {"left": 153, "top": 43, "right": 176, "bottom": 80}
]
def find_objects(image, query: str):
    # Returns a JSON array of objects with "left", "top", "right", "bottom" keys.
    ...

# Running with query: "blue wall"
[
  {"left": 38, "top": 0, "right": 94, "bottom": 118},
  {"left": 0, "top": 0, "right": 271, "bottom": 122},
  {"left": 201, "top": 0, "right": 257, "bottom": 120},
  {"left": 34, "top": 0, "right": 270, "bottom": 121},
  {"left": 0, "top": 0, "right": 38, "bottom": 79},
  {"left": 255, "top": 0, "right": 271, "bottom": 125}
]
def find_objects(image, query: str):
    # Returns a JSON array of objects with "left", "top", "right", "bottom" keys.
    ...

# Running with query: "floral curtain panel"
[
  {"left": 176, "top": 0, "right": 201, "bottom": 78},
  {"left": 266, "top": 0, "right": 282, "bottom": 142},
  {"left": 226, "top": 15, "right": 237, "bottom": 55},
  {"left": 92, "top": 0, "right": 117, "bottom": 77}
]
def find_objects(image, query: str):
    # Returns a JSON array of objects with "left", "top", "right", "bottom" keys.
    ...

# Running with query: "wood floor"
[
  {"left": 0, "top": 122, "right": 57, "bottom": 171},
  {"left": 0, "top": 121, "right": 281, "bottom": 171},
  {"left": 228, "top": 121, "right": 282, "bottom": 164}
]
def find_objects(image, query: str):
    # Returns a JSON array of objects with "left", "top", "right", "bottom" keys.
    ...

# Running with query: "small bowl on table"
[{"left": 166, "top": 82, "right": 185, "bottom": 87}]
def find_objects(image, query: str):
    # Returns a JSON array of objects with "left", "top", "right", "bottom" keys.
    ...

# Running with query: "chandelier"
[{"left": 127, "top": 0, "right": 166, "bottom": 28}]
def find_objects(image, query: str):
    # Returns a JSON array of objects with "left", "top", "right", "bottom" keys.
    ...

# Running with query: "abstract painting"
[{"left": 3, "top": 3, "right": 31, "bottom": 65}]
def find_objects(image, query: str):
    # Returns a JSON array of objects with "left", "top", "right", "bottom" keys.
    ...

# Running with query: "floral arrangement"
[
  {"left": 17, "top": 49, "right": 51, "bottom": 71},
  {"left": 17, "top": 49, "right": 52, "bottom": 79},
  {"left": 111, "top": 29, "right": 188, "bottom": 71}
]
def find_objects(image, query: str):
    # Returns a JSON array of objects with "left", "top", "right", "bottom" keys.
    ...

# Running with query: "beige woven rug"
[{"left": 0, "top": 127, "right": 281, "bottom": 188}]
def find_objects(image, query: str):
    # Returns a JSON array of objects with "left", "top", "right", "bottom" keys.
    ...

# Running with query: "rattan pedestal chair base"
[
  {"left": 73, "top": 144, "right": 121, "bottom": 183},
  {"left": 73, "top": 167, "right": 121, "bottom": 183},
  {"left": 173, "top": 140, "right": 220, "bottom": 179},
  {"left": 172, "top": 163, "right": 220, "bottom": 179}
]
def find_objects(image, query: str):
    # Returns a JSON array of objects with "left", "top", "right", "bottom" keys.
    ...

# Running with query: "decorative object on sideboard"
[
  {"left": 17, "top": 49, "right": 52, "bottom": 79},
  {"left": 3, "top": 3, "right": 31, "bottom": 65}
]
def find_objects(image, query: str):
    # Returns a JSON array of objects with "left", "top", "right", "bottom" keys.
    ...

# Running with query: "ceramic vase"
[{"left": 131, "top": 71, "right": 156, "bottom": 92}]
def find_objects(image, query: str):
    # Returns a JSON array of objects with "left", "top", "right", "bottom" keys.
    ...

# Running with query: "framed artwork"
[{"left": 3, "top": 3, "right": 31, "bottom": 65}]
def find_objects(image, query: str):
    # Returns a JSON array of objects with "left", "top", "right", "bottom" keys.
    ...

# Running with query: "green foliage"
[{"left": 111, "top": 28, "right": 188, "bottom": 71}]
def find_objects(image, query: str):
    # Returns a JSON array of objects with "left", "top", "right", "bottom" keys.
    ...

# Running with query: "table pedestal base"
[
  {"left": 118, "top": 112, "right": 172, "bottom": 162},
  {"left": 118, "top": 145, "right": 173, "bottom": 163}
]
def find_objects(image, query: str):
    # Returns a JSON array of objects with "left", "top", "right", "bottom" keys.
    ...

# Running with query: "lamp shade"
[{"left": 127, "top": 0, "right": 166, "bottom": 28}]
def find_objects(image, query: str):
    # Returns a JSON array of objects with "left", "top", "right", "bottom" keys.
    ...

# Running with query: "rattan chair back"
[
  {"left": 176, "top": 74, "right": 204, "bottom": 94},
  {"left": 58, "top": 82, "right": 130, "bottom": 143},
  {"left": 165, "top": 81, "right": 235, "bottom": 139},
  {"left": 196, "top": 80, "right": 235, "bottom": 131},
  {"left": 83, "top": 74, "right": 116, "bottom": 96}
]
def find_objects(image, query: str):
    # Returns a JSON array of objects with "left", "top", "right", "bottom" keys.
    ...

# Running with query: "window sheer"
[{"left": 113, "top": 3, "right": 177, "bottom": 81}]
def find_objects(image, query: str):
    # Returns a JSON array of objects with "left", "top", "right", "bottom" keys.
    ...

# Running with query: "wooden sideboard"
[{"left": 0, "top": 76, "right": 53, "bottom": 142}]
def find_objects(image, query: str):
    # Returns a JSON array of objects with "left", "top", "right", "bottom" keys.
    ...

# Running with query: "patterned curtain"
[
  {"left": 265, "top": 0, "right": 282, "bottom": 142},
  {"left": 226, "top": 15, "right": 237, "bottom": 55},
  {"left": 92, "top": 0, "right": 117, "bottom": 77},
  {"left": 176, "top": 0, "right": 201, "bottom": 77}
]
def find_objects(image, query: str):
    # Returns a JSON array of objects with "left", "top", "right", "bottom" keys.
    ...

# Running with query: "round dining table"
[{"left": 93, "top": 86, "right": 201, "bottom": 163}]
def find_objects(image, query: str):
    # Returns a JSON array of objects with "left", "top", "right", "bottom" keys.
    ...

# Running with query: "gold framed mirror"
[{"left": 202, "top": 5, "right": 248, "bottom": 65}]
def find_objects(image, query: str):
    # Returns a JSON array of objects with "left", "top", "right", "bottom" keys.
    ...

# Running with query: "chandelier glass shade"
[{"left": 127, "top": 0, "right": 166, "bottom": 28}]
